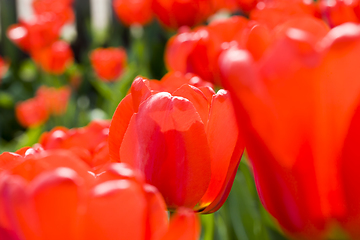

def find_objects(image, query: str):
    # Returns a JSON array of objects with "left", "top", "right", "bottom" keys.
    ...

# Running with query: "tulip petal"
[
  {"left": 161, "top": 208, "right": 200, "bottom": 240},
  {"left": 0, "top": 152, "right": 24, "bottom": 173},
  {"left": 0, "top": 174, "right": 40, "bottom": 240},
  {"left": 143, "top": 184, "right": 168, "bottom": 240},
  {"left": 108, "top": 94, "right": 135, "bottom": 162},
  {"left": 198, "top": 90, "right": 244, "bottom": 212},
  {"left": 28, "top": 168, "right": 84, "bottom": 240},
  {"left": 120, "top": 92, "right": 212, "bottom": 208},
  {"left": 83, "top": 179, "right": 147, "bottom": 240},
  {"left": 11, "top": 150, "right": 93, "bottom": 186},
  {"left": 173, "top": 84, "right": 210, "bottom": 126},
  {"left": 131, "top": 77, "right": 152, "bottom": 112}
]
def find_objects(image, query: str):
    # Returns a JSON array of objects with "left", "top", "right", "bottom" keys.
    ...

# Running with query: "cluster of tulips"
[
  {"left": 6, "top": 0, "right": 74, "bottom": 75},
  {"left": 3, "top": 0, "right": 360, "bottom": 239},
  {"left": 1, "top": 71, "right": 241, "bottom": 239}
]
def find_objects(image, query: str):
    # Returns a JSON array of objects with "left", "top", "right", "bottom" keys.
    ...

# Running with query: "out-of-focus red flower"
[
  {"left": 36, "top": 85, "right": 71, "bottom": 115},
  {"left": 250, "top": 0, "right": 321, "bottom": 30},
  {"left": 319, "top": 0, "right": 360, "bottom": 27},
  {"left": 15, "top": 97, "right": 49, "bottom": 128},
  {"left": 109, "top": 75, "right": 244, "bottom": 212},
  {"left": 151, "top": 0, "right": 213, "bottom": 29},
  {"left": 219, "top": 23, "right": 360, "bottom": 238},
  {"left": 0, "top": 148, "right": 200, "bottom": 240},
  {"left": 32, "top": 0, "right": 75, "bottom": 25},
  {"left": 113, "top": 0, "right": 153, "bottom": 26},
  {"left": 39, "top": 120, "right": 111, "bottom": 172},
  {"left": 165, "top": 16, "right": 249, "bottom": 84},
  {"left": 165, "top": 12, "right": 329, "bottom": 84},
  {"left": 90, "top": 47, "right": 127, "bottom": 82},
  {"left": 32, "top": 40, "right": 73, "bottom": 75},
  {"left": 7, "top": 13, "right": 62, "bottom": 52}
]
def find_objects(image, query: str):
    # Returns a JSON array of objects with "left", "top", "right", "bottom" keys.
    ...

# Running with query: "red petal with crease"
[
  {"left": 172, "top": 84, "right": 210, "bottom": 126},
  {"left": 120, "top": 92, "right": 212, "bottom": 209}
]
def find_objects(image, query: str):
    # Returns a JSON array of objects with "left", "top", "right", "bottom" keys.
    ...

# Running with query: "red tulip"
[
  {"left": 32, "top": 0, "right": 74, "bottom": 25},
  {"left": 32, "top": 40, "right": 73, "bottom": 75},
  {"left": 319, "top": 0, "right": 360, "bottom": 28},
  {"left": 15, "top": 97, "right": 49, "bottom": 128},
  {"left": 36, "top": 85, "right": 71, "bottom": 115},
  {"left": 7, "top": 13, "right": 62, "bottom": 52},
  {"left": 0, "top": 148, "right": 200, "bottom": 240},
  {"left": 219, "top": 23, "right": 360, "bottom": 238},
  {"left": 165, "top": 16, "right": 248, "bottom": 84},
  {"left": 109, "top": 74, "right": 244, "bottom": 212},
  {"left": 249, "top": 0, "right": 321, "bottom": 30},
  {"left": 113, "top": 0, "right": 153, "bottom": 26},
  {"left": 39, "top": 120, "right": 112, "bottom": 172},
  {"left": 90, "top": 47, "right": 127, "bottom": 82},
  {"left": 151, "top": 0, "right": 212, "bottom": 29}
]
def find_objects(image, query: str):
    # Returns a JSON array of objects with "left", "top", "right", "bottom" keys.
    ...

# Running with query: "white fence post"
[
  {"left": 16, "top": 0, "right": 34, "bottom": 21},
  {"left": 90, "top": 0, "right": 111, "bottom": 32}
]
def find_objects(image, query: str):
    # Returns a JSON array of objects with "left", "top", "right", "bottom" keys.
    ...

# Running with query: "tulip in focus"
[
  {"left": 109, "top": 74, "right": 244, "bottom": 213},
  {"left": 90, "top": 47, "right": 127, "bottom": 82},
  {"left": 113, "top": 0, "right": 153, "bottom": 26},
  {"left": 0, "top": 148, "right": 200, "bottom": 240}
]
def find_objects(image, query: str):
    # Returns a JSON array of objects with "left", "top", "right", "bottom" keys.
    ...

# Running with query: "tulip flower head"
[
  {"left": 39, "top": 120, "right": 111, "bottom": 171},
  {"left": 15, "top": 85, "right": 71, "bottom": 128},
  {"left": 113, "top": 0, "right": 153, "bottom": 26},
  {"left": 0, "top": 147, "right": 200, "bottom": 240},
  {"left": 32, "top": 40, "right": 74, "bottom": 75},
  {"left": 219, "top": 22, "right": 360, "bottom": 238},
  {"left": 32, "top": 0, "right": 75, "bottom": 25},
  {"left": 90, "top": 47, "right": 127, "bottom": 82},
  {"left": 36, "top": 85, "right": 71, "bottom": 115},
  {"left": 151, "top": 0, "right": 212, "bottom": 29},
  {"left": 109, "top": 74, "right": 244, "bottom": 213},
  {"left": 7, "top": 13, "right": 62, "bottom": 53},
  {"left": 15, "top": 97, "right": 49, "bottom": 128}
]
